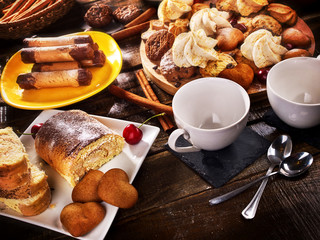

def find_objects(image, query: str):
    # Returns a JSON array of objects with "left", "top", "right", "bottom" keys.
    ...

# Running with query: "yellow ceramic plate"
[{"left": 0, "top": 31, "right": 122, "bottom": 110}]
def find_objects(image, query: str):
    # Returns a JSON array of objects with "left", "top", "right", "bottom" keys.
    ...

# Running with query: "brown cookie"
[
  {"left": 60, "top": 202, "right": 106, "bottom": 237},
  {"left": 113, "top": 5, "right": 141, "bottom": 24},
  {"left": 97, "top": 168, "right": 138, "bottom": 209},
  {"left": 145, "top": 29, "right": 175, "bottom": 61},
  {"left": 158, "top": 49, "right": 197, "bottom": 82},
  {"left": 84, "top": 3, "right": 113, "bottom": 28},
  {"left": 72, "top": 170, "right": 103, "bottom": 203},
  {"left": 252, "top": 14, "right": 282, "bottom": 36}
]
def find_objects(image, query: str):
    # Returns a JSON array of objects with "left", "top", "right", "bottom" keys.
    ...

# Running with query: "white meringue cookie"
[
  {"left": 158, "top": 0, "right": 193, "bottom": 22},
  {"left": 172, "top": 29, "right": 218, "bottom": 68},
  {"left": 189, "top": 8, "right": 232, "bottom": 36},
  {"left": 241, "top": 29, "right": 287, "bottom": 68}
]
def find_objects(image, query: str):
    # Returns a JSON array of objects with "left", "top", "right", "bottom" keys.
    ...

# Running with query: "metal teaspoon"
[
  {"left": 209, "top": 152, "right": 313, "bottom": 205},
  {"left": 242, "top": 135, "right": 292, "bottom": 219}
]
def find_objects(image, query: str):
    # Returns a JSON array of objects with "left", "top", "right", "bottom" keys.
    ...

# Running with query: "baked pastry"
[
  {"left": 200, "top": 52, "right": 237, "bottom": 77},
  {"left": 140, "top": 0, "right": 314, "bottom": 93},
  {"left": 0, "top": 127, "right": 51, "bottom": 216},
  {"left": 216, "top": 27, "right": 244, "bottom": 51},
  {"left": 97, "top": 168, "right": 138, "bottom": 208},
  {"left": 283, "top": 48, "right": 312, "bottom": 59},
  {"left": 218, "top": 63, "right": 254, "bottom": 90},
  {"left": 251, "top": 14, "right": 282, "bottom": 36},
  {"left": 0, "top": 127, "right": 30, "bottom": 194},
  {"left": 145, "top": 29, "right": 175, "bottom": 61},
  {"left": 0, "top": 184, "right": 51, "bottom": 216},
  {"left": 267, "top": 3, "right": 297, "bottom": 26},
  {"left": 158, "top": 49, "right": 197, "bottom": 82},
  {"left": 216, "top": 0, "right": 268, "bottom": 16},
  {"left": 168, "top": 19, "right": 189, "bottom": 37},
  {"left": 84, "top": 3, "right": 113, "bottom": 28},
  {"left": 281, "top": 28, "right": 311, "bottom": 49},
  {"left": 113, "top": 5, "right": 141, "bottom": 24},
  {"left": 72, "top": 169, "right": 103, "bottom": 203},
  {"left": 60, "top": 202, "right": 106, "bottom": 237},
  {"left": 35, "top": 110, "right": 124, "bottom": 187}
]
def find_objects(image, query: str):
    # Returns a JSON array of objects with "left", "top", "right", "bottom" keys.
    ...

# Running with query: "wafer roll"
[
  {"left": 16, "top": 69, "right": 92, "bottom": 89},
  {"left": 21, "top": 44, "right": 95, "bottom": 63},
  {"left": 32, "top": 62, "right": 81, "bottom": 72},
  {"left": 23, "top": 35, "right": 94, "bottom": 47},
  {"left": 81, "top": 50, "right": 106, "bottom": 67}
]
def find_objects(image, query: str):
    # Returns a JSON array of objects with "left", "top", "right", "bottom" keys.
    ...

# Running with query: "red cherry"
[
  {"left": 229, "top": 18, "right": 238, "bottom": 27},
  {"left": 256, "top": 68, "right": 270, "bottom": 82},
  {"left": 123, "top": 124, "right": 143, "bottom": 145},
  {"left": 122, "top": 113, "right": 165, "bottom": 145},
  {"left": 234, "top": 23, "right": 247, "bottom": 33},
  {"left": 193, "top": 0, "right": 204, "bottom": 3},
  {"left": 31, "top": 123, "right": 43, "bottom": 139}
]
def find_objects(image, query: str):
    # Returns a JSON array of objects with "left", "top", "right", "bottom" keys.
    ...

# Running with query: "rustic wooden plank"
[{"left": 108, "top": 152, "right": 320, "bottom": 240}]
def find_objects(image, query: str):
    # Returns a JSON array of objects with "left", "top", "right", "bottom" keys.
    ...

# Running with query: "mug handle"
[{"left": 168, "top": 129, "right": 201, "bottom": 153}]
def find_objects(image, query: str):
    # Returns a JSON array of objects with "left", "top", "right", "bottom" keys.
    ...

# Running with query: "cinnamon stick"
[
  {"left": 108, "top": 85, "right": 173, "bottom": 116},
  {"left": 10, "top": 0, "right": 37, "bottom": 22},
  {"left": 13, "top": 0, "right": 52, "bottom": 21},
  {"left": 136, "top": 70, "right": 175, "bottom": 132},
  {"left": 125, "top": 8, "right": 156, "bottom": 28},
  {"left": 111, "top": 21, "right": 150, "bottom": 41},
  {"left": 0, "top": 0, "right": 25, "bottom": 21}
]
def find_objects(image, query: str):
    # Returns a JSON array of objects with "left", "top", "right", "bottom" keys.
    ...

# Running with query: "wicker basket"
[{"left": 0, "top": 0, "right": 75, "bottom": 39}]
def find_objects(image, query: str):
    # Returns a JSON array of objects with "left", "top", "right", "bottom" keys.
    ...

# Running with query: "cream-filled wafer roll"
[
  {"left": 21, "top": 44, "right": 95, "bottom": 63},
  {"left": 32, "top": 62, "right": 81, "bottom": 72},
  {"left": 81, "top": 50, "right": 106, "bottom": 67},
  {"left": 16, "top": 69, "right": 92, "bottom": 89},
  {"left": 23, "top": 35, "right": 94, "bottom": 47}
]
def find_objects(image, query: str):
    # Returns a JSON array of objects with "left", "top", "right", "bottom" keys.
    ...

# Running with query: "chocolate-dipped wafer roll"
[
  {"left": 32, "top": 62, "right": 81, "bottom": 72},
  {"left": 21, "top": 44, "right": 95, "bottom": 63},
  {"left": 23, "top": 35, "right": 94, "bottom": 47},
  {"left": 81, "top": 50, "right": 106, "bottom": 67},
  {"left": 16, "top": 69, "right": 92, "bottom": 89}
]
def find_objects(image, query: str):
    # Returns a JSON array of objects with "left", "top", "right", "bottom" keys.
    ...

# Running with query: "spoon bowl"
[
  {"left": 280, "top": 152, "right": 313, "bottom": 177},
  {"left": 209, "top": 151, "right": 313, "bottom": 205},
  {"left": 267, "top": 135, "right": 293, "bottom": 164}
]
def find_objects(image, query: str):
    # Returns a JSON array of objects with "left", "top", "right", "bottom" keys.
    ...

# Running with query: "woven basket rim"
[{"left": 0, "top": 0, "right": 74, "bottom": 26}]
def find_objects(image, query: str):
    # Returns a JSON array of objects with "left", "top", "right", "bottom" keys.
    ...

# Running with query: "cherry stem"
[
  {"left": 138, "top": 113, "right": 166, "bottom": 128},
  {"left": 17, "top": 130, "right": 33, "bottom": 136}
]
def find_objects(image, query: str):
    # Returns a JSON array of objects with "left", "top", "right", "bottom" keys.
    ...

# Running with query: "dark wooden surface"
[{"left": 1, "top": 0, "right": 320, "bottom": 239}]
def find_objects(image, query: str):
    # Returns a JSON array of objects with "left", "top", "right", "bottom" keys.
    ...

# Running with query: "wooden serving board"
[{"left": 140, "top": 17, "right": 315, "bottom": 100}]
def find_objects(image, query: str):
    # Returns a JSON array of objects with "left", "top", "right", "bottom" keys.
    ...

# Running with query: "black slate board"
[
  {"left": 263, "top": 109, "right": 320, "bottom": 149},
  {"left": 166, "top": 127, "right": 270, "bottom": 188}
]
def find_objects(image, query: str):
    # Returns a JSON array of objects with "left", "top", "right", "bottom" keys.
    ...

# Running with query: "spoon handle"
[
  {"left": 241, "top": 164, "right": 276, "bottom": 219},
  {"left": 209, "top": 171, "right": 278, "bottom": 205}
]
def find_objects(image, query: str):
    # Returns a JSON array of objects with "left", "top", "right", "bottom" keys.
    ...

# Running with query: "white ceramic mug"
[
  {"left": 168, "top": 78, "right": 250, "bottom": 152},
  {"left": 267, "top": 57, "right": 320, "bottom": 128}
]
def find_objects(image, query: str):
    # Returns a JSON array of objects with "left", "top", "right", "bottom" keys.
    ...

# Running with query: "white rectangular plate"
[{"left": 0, "top": 109, "right": 160, "bottom": 240}]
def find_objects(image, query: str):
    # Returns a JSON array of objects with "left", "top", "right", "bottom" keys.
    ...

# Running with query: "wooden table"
[{"left": 0, "top": 0, "right": 320, "bottom": 239}]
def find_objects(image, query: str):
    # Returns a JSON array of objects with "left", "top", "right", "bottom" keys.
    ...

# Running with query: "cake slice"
[
  {"left": 35, "top": 110, "right": 125, "bottom": 186},
  {"left": 0, "top": 184, "right": 51, "bottom": 216},
  {"left": 0, "top": 127, "right": 51, "bottom": 216},
  {"left": 0, "top": 127, "right": 31, "bottom": 195}
]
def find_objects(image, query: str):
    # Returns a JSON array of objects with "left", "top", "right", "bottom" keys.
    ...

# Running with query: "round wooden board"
[{"left": 140, "top": 17, "right": 315, "bottom": 100}]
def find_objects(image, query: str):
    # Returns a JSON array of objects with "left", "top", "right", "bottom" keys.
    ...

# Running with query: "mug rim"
[
  {"left": 172, "top": 77, "right": 250, "bottom": 132},
  {"left": 267, "top": 57, "right": 320, "bottom": 107}
]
